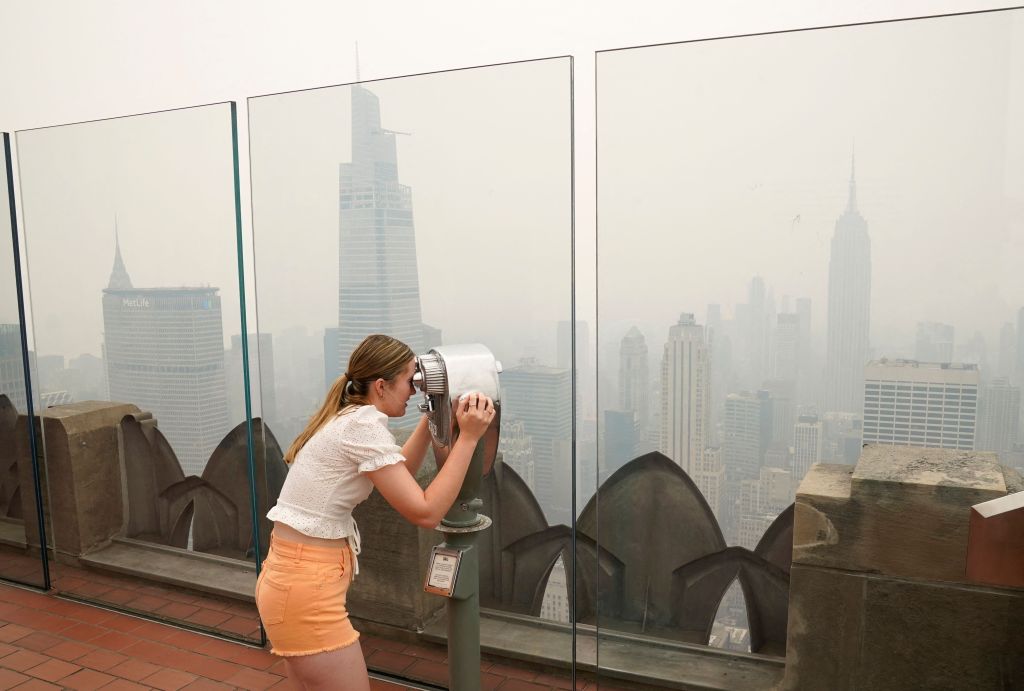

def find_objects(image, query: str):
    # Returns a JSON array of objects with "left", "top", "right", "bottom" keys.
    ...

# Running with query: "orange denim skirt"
[{"left": 255, "top": 533, "right": 360, "bottom": 656}]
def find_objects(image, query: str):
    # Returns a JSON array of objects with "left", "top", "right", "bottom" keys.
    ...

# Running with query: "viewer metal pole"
[{"left": 436, "top": 437, "right": 490, "bottom": 691}]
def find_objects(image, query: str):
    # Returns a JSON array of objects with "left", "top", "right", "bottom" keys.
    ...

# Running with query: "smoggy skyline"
[{"left": 3, "top": 11, "right": 1020, "bottom": 417}]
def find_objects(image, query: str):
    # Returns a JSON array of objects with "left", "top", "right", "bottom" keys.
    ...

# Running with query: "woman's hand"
[
  {"left": 455, "top": 392, "right": 495, "bottom": 442},
  {"left": 369, "top": 390, "right": 497, "bottom": 529}
]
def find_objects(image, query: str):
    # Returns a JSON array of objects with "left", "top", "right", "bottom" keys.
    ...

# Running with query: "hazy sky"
[
  {"left": 249, "top": 60, "right": 572, "bottom": 367},
  {"left": 598, "top": 10, "right": 1023, "bottom": 358},
  {"left": 1, "top": 138, "right": 17, "bottom": 324},
  {"left": 2, "top": 2, "right": 1021, "bottom": 376},
  {"left": 15, "top": 105, "right": 241, "bottom": 359}
]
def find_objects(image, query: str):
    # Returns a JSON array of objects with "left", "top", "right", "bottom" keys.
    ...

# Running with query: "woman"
[{"left": 256, "top": 334, "right": 494, "bottom": 690}]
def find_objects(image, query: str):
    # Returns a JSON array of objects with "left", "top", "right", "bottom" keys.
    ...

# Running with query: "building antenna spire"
[{"left": 847, "top": 141, "right": 858, "bottom": 212}]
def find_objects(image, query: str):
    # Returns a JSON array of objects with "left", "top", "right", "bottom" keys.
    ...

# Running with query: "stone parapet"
[
  {"left": 15, "top": 400, "right": 140, "bottom": 557},
  {"left": 782, "top": 445, "right": 1023, "bottom": 689},
  {"left": 793, "top": 446, "right": 1007, "bottom": 584}
]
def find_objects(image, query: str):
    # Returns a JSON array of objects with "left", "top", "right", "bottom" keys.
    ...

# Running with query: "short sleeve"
[{"left": 346, "top": 407, "right": 406, "bottom": 473}]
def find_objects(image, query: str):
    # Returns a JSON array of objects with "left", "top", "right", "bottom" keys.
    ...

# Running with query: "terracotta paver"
[
  {"left": 496, "top": 679, "right": 551, "bottom": 691},
  {"left": 12, "top": 632, "right": 63, "bottom": 652},
  {"left": 406, "top": 658, "right": 449, "bottom": 685},
  {"left": 23, "top": 657, "right": 81, "bottom": 682},
  {"left": 0, "top": 623, "right": 32, "bottom": 642},
  {"left": 489, "top": 661, "right": 540, "bottom": 682},
  {"left": 179, "top": 679, "right": 235, "bottom": 690},
  {"left": 106, "top": 658, "right": 163, "bottom": 682},
  {"left": 75, "top": 647, "right": 128, "bottom": 671},
  {"left": 43, "top": 640, "right": 92, "bottom": 661},
  {"left": 0, "top": 668, "right": 30, "bottom": 687},
  {"left": 11, "top": 678, "right": 62, "bottom": 690},
  {"left": 59, "top": 667, "right": 117, "bottom": 690},
  {"left": 223, "top": 666, "right": 282, "bottom": 690},
  {"left": 367, "top": 649, "right": 417, "bottom": 675},
  {"left": 142, "top": 667, "right": 199, "bottom": 690},
  {"left": 102, "top": 680, "right": 152, "bottom": 690},
  {"left": 0, "top": 648, "right": 49, "bottom": 671},
  {"left": 0, "top": 577, "right": 596, "bottom": 691}
]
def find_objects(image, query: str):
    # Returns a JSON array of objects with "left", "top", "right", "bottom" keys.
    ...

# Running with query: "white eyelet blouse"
[{"left": 266, "top": 404, "right": 406, "bottom": 574}]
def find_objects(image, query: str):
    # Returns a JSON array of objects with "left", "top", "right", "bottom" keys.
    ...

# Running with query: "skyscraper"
[
  {"left": 861, "top": 360, "right": 978, "bottom": 451},
  {"left": 977, "top": 377, "right": 1020, "bottom": 459},
  {"left": 498, "top": 420, "right": 536, "bottom": 493},
  {"left": 723, "top": 391, "right": 773, "bottom": 485},
  {"left": 0, "top": 324, "right": 27, "bottom": 411},
  {"left": 336, "top": 84, "right": 425, "bottom": 377},
  {"left": 738, "top": 466, "right": 793, "bottom": 549},
  {"left": 795, "top": 298, "right": 814, "bottom": 404},
  {"left": 618, "top": 326, "right": 650, "bottom": 438},
  {"left": 739, "top": 277, "right": 771, "bottom": 390},
  {"left": 659, "top": 313, "right": 710, "bottom": 476},
  {"left": 793, "top": 414, "right": 823, "bottom": 482},
  {"left": 500, "top": 361, "right": 572, "bottom": 524},
  {"left": 557, "top": 320, "right": 589, "bottom": 372},
  {"left": 1016, "top": 307, "right": 1024, "bottom": 388},
  {"left": 824, "top": 158, "right": 871, "bottom": 414},
  {"left": 226, "top": 333, "right": 277, "bottom": 429},
  {"left": 915, "top": 322, "right": 955, "bottom": 363},
  {"left": 773, "top": 313, "right": 801, "bottom": 383},
  {"left": 693, "top": 446, "right": 724, "bottom": 517},
  {"left": 102, "top": 240, "right": 230, "bottom": 476},
  {"left": 602, "top": 408, "right": 638, "bottom": 482},
  {"left": 997, "top": 322, "right": 1015, "bottom": 380}
]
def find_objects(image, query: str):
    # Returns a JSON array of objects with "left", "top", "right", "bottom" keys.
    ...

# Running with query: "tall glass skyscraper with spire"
[
  {"left": 824, "top": 158, "right": 872, "bottom": 415},
  {"left": 335, "top": 85, "right": 425, "bottom": 377}
]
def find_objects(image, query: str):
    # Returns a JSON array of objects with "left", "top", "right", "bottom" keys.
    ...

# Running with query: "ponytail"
[{"left": 283, "top": 334, "right": 414, "bottom": 464}]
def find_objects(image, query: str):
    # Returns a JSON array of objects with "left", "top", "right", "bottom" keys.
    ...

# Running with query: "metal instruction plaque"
[{"left": 424, "top": 545, "right": 463, "bottom": 597}]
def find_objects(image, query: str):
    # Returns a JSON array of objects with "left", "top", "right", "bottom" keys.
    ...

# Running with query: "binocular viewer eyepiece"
[{"left": 412, "top": 344, "right": 502, "bottom": 475}]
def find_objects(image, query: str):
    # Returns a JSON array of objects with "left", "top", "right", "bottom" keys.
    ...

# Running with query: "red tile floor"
[{"left": 0, "top": 581, "right": 645, "bottom": 690}]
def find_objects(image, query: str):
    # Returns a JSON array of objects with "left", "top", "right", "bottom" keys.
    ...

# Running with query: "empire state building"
[{"left": 824, "top": 158, "right": 872, "bottom": 414}]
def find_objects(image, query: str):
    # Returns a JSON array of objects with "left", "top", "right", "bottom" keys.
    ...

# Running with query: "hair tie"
[{"left": 344, "top": 379, "right": 355, "bottom": 395}]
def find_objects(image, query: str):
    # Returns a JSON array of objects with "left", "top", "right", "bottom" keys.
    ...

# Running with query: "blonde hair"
[{"left": 284, "top": 334, "right": 415, "bottom": 464}]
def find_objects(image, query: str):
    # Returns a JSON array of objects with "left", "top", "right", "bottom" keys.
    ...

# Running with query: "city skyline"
[{"left": 6, "top": 11, "right": 1023, "bottom": 538}]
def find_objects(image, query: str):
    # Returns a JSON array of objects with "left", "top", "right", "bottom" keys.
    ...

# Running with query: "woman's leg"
[{"left": 284, "top": 641, "right": 371, "bottom": 691}]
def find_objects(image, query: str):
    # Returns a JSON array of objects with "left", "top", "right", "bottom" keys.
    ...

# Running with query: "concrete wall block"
[
  {"left": 783, "top": 564, "right": 1024, "bottom": 690},
  {"left": 780, "top": 564, "right": 865, "bottom": 691},
  {"left": 794, "top": 448, "right": 1009, "bottom": 583},
  {"left": 17, "top": 401, "right": 140, "bottom": 556},
  {"left": 859, "top": 577, "right": 1024, "bottom": 690}
]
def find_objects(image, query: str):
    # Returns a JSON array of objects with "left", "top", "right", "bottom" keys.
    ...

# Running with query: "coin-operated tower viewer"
[{"left": 414, "top": 344, "right": 502, "bottom": 691}]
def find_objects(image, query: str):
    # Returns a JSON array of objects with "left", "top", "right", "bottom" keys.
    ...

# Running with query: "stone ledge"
[
  {"left": 851, "top": 445, "right": 1006, "bottom": 494},
  {"left": 79, "top": 537, "right": 256, "bottom": 601},
  {"left": 0, "top": 518, "right": 28, "bottom": 550},
  {"left": 422, "top": 609, "right": 784, "bottom": 690},
  {"left": 794, "top": 447, "right": 1011, "bottom": 583}
]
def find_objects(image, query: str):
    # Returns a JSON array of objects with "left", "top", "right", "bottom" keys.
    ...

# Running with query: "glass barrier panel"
[
  {"left": 0, "top": 133, "right": 48, "bottom": 589},
  {"left": 16, "top": 104, "right": 261, "bottom": 642},
  {"left": 248, "top": 57, "right": 574, "bottom": 685},
  {"left": 596, "top": 9, "right": 1023, "bottom": 688}
]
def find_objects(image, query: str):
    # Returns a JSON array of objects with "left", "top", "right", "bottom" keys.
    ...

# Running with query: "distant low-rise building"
[{"left": 862, "top": 359, "right": 978, "bottom": 450}]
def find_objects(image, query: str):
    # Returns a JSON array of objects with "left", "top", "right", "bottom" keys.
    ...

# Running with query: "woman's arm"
[
  {"left": 368, "top": 393, "right": 494, "bottom": 529},
  {"left": 400, "top": 414, "right": 431, "bottom": 476}
]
